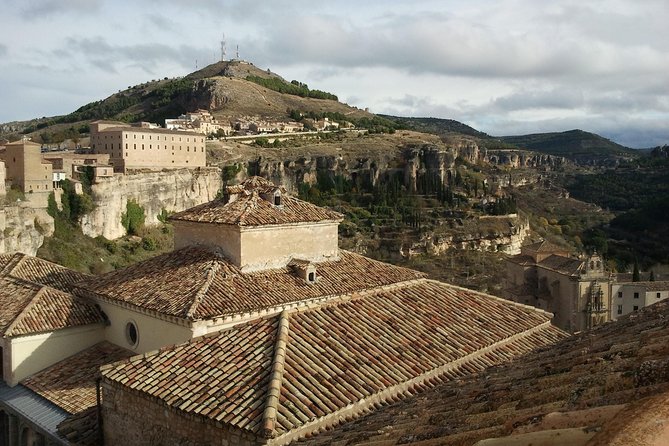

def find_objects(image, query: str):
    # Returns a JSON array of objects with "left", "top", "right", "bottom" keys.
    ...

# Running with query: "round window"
[{"left": 125, "top": 321, "right": 139, "bottom": 347}]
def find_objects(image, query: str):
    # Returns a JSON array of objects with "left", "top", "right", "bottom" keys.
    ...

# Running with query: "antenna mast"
[
  {"left": 221, "top": 33, "right": 227, "bottom": 61},
  {"left": 236, "top": 44, "right": 239, "bottom": 60}
]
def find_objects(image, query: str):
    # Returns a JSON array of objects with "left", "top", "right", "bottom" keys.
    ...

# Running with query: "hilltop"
[
  {"left": 498, "top": 129, "right": 637, "bottom": 164},
  {"left": 0, "top": 60, "right": 375, "bottom": 143}
]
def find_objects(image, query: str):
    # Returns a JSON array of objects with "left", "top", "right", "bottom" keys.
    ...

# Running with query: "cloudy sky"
[{"left": 1, "top": 0, "right": 668, "bottom": 147}]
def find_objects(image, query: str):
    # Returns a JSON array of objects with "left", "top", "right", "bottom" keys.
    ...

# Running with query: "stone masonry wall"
[{"left": 102, "top": 381, "right": 259, "bottom": 446}]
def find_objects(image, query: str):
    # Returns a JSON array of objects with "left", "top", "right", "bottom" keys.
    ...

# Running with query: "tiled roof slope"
[
  {"left": 77, "top": 247, "right": 424, "bottom": 320},
  {"left": 298, "top": 298, "right": 669, "bottom": 446},
  {"left": 522, "top": 240, "right": 569, "bottom": 253},
  {"left": 0, "top": 252, "right": 91, "bottom": 293},
  {"left": 169, "top": 176, "right": 343, "bottom": 226},
  {"left": 101, "top": 279, "right": 565, "bottom": 443},
  {"left": 538, "top": 254, "right": 584, "bottom": 275},
  {"left": 22, "top": 342, "right": 132, "bottom": 414},
  {"left": 0, "top": 276, "right": 104, "bottom": 337}
]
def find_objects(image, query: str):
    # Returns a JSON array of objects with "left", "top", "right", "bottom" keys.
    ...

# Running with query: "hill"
[
  {"left": 0, "top": 60, "right": 375, "bottom": 143},
  {"left": 498, "top": 129, "right": 637, "bottom": 164},
  {"left": 379, "top": 115, "right": 489, "bottom": 139}
]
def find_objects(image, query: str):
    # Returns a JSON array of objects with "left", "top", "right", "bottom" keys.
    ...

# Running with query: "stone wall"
[
  {"left": 81, "top": 167, "right": 222, "bottom": 240},
  {"left": 102, "top": 381, "right": 259, "bottom": 446}
]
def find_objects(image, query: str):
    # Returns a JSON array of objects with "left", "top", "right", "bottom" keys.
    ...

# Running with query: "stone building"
[
  {"left": 89, "top": 121, "right": 206, "bottom": 172},
  {"left": 165, "top": 109, "right": 232, "bottom": 136},
  {"left": 0, "top": 177, "right": 566, "bottom": 445},
  {"left": 504, "top": 240, "right": 610, "bottom": 332},
  {"left": 2, "top": 140, "right": 53, "bottom": 194}
]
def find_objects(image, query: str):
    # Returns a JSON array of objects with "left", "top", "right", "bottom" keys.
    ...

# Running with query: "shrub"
[{"left": 121, "top": 200, "right": 145, "bottom": 235}]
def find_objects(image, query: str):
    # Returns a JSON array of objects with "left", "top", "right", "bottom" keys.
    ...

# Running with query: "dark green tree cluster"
[
  {"left": 486, "top": 197, "right": 517, "bottom": 215},
  {"left": 246, "top": 76, "right": 338, "bottom": 100}
]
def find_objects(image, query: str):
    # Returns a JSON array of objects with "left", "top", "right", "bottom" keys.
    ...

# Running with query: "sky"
[{"left": 1, "top": 0, "right": 668, "bottom": 148}]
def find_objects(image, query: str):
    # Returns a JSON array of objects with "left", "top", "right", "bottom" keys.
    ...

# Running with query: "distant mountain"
[
  {"left": 379, "top": 116, "right": 489, "bottom": 139},
  {"left": 498, "top": 129, "right": 637, "bottom": 164}
]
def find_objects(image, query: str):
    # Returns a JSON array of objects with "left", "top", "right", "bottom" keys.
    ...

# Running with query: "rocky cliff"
[
  {"left": 0, "top": 205, "right": 54, "bottom": 255},
  {"left": 81, "top": 168, "right": 222, "bottom": 239}
]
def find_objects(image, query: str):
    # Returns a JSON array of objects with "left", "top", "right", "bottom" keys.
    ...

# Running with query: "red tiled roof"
[
  {"left": 22, "top": 342, "right": 133, "bottom": 414},
  {"left": 0, "top": 252, "right": 91, "bottom": 293},
  {"left": 101, "top": 279, "right": 563, "bottom": 442},
  {"left": 77, "top": 247, "right": 424, "bottom": 321},
  {"left": 169, "top": 177, "right": 343, "bottom": 226},
  {"left": 0, "top": 276, "right": 104, "bottom": 337},
  {"left": 538, "top": 254, "right": 584, "bottom": 275},
  {"left": 299, "top": 299, "right": 669, "bottom": 446}
]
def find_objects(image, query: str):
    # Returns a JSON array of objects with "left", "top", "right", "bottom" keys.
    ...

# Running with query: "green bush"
[{"left": 121, "top": 200, "right": 146, "bottom": 235}]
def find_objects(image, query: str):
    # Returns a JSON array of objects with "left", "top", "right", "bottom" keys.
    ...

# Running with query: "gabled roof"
[
  {"left": 169, "top": 177, "right": 343, "bottom": 226},
  {"left": 0, "top": 276, "right": 104, "bottom": 337},
  {"left": 0, "top": 252, "right": 91, "bottom": 293},
  {"left": 21, "top": 342, "right": 132, "bottom": 414},
  {"left": 538, "top": 254, "right": 584, "bottom": 276},
  {"left": 522, "top": 240, "right": 570, "bottom": 254},
  {"left": 101, "top": 279, "right": 565, "bottom": 443},
  {"left": 299, "top": 297, "right": 669, "bottom": 446},
  {"left": 77, "top": 247, "right": 424, "bottom": 321}
]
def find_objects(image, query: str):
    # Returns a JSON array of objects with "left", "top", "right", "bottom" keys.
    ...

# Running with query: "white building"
[{"left": 611, "top": 281, "right": 669, "bottom": 320}]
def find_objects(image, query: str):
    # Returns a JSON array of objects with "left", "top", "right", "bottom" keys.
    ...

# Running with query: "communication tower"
[{"left": 220, "top": 33, "right": 227, "bottom": 61}]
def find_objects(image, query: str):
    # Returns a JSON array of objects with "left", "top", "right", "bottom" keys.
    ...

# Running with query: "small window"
[
  {"left": 634, "top": 292, "right": 639, "bottom": 299},
  {"left": 633, "top": 305, "right": 639, "bottom": 311},
  {"left": 618, "top": 292, "right": 623, "bottom": 298},
  {"left": 308, "top": 272, "right": 315, "bottom": 282},
  {"left": 658, "top": 293, "right": 662, "bottom": 299},
  {"left": 617, "top": 305, "right": 622, "bottom": 315},
  {"left": 125, "top": 321, "right": 139, "bottom": 347},
  {"left": 274, "top": 195, "right": 281, "bottom": 206}
]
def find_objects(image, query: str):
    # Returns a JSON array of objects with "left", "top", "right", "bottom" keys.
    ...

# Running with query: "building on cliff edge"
[
  {"left": 0, "top": 177, "right": 568, "bottom": 445},
  {"left": 90, "top": 120, "right": 206, "bottom": 173}
]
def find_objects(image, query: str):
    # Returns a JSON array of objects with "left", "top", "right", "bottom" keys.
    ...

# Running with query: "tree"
[
  {"left": 632, "top": 260, "right": 640, "bottom": 282},
  {"left": 650, "top": 270, "right": 656, "bottom": 281}
]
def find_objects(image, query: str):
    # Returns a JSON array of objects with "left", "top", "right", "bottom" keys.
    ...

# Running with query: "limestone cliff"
[
  {"left": 81, "top": 168, "right": 222, "bottom": 240},
  {"left": 0, "top": 205, "right": 54, "bottom": 255}
]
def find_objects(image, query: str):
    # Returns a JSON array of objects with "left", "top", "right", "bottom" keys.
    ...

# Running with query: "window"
[
  {"left": 617, "top": 305, "right": 622, "bottom": 315},
  {"left": 658, "top": 293, "right": 662, "bottom": 299},
  {"left": 634, "top": 292, "right": 639, "bottom": 299},
  {"left": 125, "top": 321, "right": 139, "bottom": 347},
  {"left": 274, "top": 195, "right": 281, "bottom": 206},
  {"left": 618, "top": 291, "right": 623, "bottom": 298},
  {"left": 308, "top": 272, "right": 315, "bottom": 282},
  {"left": 633, "top": 305, "right": 639, "bottom": 311}
]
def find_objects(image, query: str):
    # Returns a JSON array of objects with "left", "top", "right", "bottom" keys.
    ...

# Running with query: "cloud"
[
  {"left": 20, "top": 0, "right": 102, "bottom": 18},
  {"left": 0, "top": 44, "right": 7, "bottom": 57}
]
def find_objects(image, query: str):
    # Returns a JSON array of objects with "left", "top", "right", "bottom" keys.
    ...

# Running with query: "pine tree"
[{"left": 632, "top": 260, "right": 640, "bottom": 282}]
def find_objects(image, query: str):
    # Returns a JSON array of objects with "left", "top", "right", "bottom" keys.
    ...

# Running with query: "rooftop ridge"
[
  {"left": 422, "top": 278, "right": 555, "bottom": 319},
  {"left": 262, "top": 310, "right": 290, "bottom": 438},
  {"left": 0, "top": 252, "right": 26, "bottom": 276},
  {"left": 272, "top": 319, "right": 557, "bottom": 445},
  {"left": 186, "top": 261, "right": 221, "bottom": 319},
  {"left": 3, "top": 283, "right": 44, "bottom": 337}
]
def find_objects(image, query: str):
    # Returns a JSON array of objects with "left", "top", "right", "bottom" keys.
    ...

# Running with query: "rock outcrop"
[
  {"left": 0, "top": 205, "right": 54, "bottom": 255},
  {"left": 81, "top": 168, "right": 222, "bottom": 240}
]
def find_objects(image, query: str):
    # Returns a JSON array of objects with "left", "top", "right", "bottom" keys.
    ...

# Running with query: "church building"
[{"left": 0, "top": 177, "right": 566, "bottom": 445}]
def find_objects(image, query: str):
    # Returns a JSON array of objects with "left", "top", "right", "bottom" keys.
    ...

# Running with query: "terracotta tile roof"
[
  {"left": 101, "top": 279, "right": 563, "bottom": 442},
  {"left": 22, "top": 342, "right": 132, "bottom": 414},
  {"left": 505, "top": 254, "right": 535, "bottom": 266},
  {"left": 615, "top": 281, "right": 669, "bottom": 292},
  {"left": 298, "top": 298, "right": 669, "bottom": 446},
  {"left": 0, "top": 276, "right": 104, "bottom": 337},
  {"left": 522, "top": 240, "right": 570, "bottom": 253},
  {"left": 538, "top": 254, "right": 584, "bottom": 275},
  {"left": 77, "top": 247, "right": 424, "bottom": 320},
  {"left": 0, "top": 252, "right": 91, "bottom": 293},
  {"left": 169, "top": 177, "right": 343, "bottom": 226},
  {"left": 57, "top": 407, "right": 99, "bottom": 446}
]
